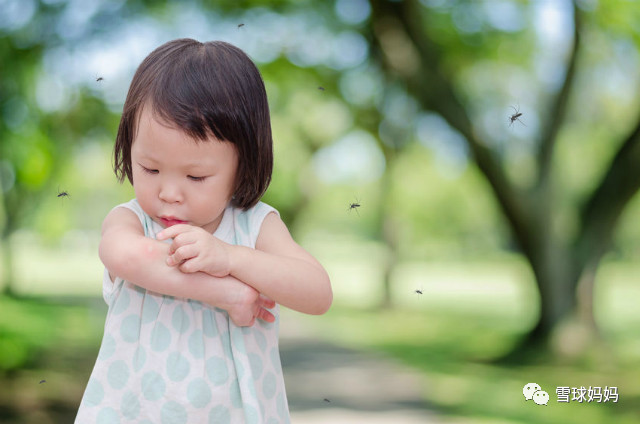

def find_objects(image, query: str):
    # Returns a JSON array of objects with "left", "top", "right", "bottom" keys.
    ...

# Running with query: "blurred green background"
[{"left": 1, "top": 0, "right": 640, "bottom": 423}]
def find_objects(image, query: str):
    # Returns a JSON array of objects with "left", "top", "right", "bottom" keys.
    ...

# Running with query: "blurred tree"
[
  {"left": 3, "top": 0, "right": 639, "bottom": 359},
  {"left": 366, "top": 0, "right": 640, "bottom": 354},
  {"left": 0, "top": 1, "right": 129, "bottom": 295}
]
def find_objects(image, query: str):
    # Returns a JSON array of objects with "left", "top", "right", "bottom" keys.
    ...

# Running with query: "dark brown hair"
[{"left": 114, "top": 38, "right": 273, "bottom": 209}]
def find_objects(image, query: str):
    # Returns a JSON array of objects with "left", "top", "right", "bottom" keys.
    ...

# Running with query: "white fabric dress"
[{"left": 75, "top": 199, "right": 290, "bottom": 424}]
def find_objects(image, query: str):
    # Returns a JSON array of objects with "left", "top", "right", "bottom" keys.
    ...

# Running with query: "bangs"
[{"left": 114, "top": 39, "right": 272, "bottom": 209}]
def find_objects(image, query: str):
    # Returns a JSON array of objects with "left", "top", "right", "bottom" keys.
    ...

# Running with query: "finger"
[
  {"left": 257, "top": 295, "right": 276, "bottom": 309},
  {"left": 167, "top": 245, "right": 198, "bottom": 266},
  {"left": 238, "top": 316, "right": 256, "bottom": 327},
  {"left": 168, "top": 232, "right": 200, "bottom": 255},
  {"left": 157, "top": 224, "right": 194, "bottom": 240},
  {"left": 178, "top": 260, "right": 196, "bottom": 273},
  {"left": 257, "top": 308, "right": 275, "bottom": 323}
]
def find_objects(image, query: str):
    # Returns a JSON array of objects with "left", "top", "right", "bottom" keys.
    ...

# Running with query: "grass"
[{"left": 0, "top": 296, "right": 106, "bottom": 423}]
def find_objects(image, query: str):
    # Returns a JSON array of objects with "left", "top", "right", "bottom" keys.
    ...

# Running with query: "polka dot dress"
[{"left": 75, "top": 199, "right": 291, "bottom": 423}]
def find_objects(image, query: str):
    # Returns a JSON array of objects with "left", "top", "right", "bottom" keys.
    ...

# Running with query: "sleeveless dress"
[{"left": 75, "top": 199, "right": 291, "bottom": 424}]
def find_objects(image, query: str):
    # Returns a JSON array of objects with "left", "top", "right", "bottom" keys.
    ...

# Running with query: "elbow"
[
  {"left": 316, "top": 292, "right": 333, "bottom": 315},
  {"left": 99, "top": 235, "right": 147, "bottom": 281},
  {"left": 310, "top": 275, "right": 333, "bottom": 315}
]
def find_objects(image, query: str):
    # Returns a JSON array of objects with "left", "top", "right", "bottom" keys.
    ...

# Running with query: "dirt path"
[{"left": 280, "top": 329, "right": 442, "bottom": 423}]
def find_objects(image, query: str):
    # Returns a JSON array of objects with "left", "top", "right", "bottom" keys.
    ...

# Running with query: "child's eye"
[
  {"left": 141, "top": 166, "right": 158, "bottom": 174},
  {"left": 188, "top": 175, "right": 206, "bottom": 182}
]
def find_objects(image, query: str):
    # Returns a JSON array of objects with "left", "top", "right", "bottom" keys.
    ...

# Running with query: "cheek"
[{"left": 132, "top": 175, "right": 154, "bottom": 202}]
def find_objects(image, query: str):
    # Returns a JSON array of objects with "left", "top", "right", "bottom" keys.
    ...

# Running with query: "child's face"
[{"left": 131, "top": 105, "right": 238, "bottom": 233}]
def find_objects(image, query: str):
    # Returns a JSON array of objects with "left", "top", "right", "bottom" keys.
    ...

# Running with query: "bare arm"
[
  {"left": 158, "top": 212, "right": 333, "bottom": 315},
  {"left": 99, "top": 207, "right": 274, "bottom": 325},
  {"left": 228, "top": 212, "right": 333, "bottom": 315}
]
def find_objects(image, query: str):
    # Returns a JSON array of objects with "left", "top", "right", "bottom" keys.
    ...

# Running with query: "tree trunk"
[{"left": 0, "top": 236, "right": 15, "bottom": 297}]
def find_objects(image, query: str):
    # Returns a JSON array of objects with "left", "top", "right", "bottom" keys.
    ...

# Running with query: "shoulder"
[
  {"left": 102, "top": 200, "right": 144, "bottom": 236},
  {"left": 254, "top": 206, "right": 295, "bottom": 253},
  {"left": 232, "top": 201, "right": 280, "bottom": 244},
  {"left": 254, "top": 209, "right": 324, "bottom": 268},
  {"left": 241, "top": 201, "right": 279, "bottom": 222}
]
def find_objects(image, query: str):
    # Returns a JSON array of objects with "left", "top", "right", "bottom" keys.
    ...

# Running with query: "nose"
[{"left": 158, "top": 179, "right": 183, "bottom": 204}]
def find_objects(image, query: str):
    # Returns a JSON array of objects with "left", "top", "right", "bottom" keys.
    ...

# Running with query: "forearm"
[
  {"left": 228, "top": 245, "right": 332, "bottom": 315},
  {"left": 100, "top": 234, "right": 246, "bottom": 310}
]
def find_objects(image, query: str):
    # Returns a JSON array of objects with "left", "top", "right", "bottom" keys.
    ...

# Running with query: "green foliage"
[
  {"left": 0, "top": 296, "right": 102, "bottom": 373},
  {"left": 2, "top": 0, "right": 640, "bottom": 261}
]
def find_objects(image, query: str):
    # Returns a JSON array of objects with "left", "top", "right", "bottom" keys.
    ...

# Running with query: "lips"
[{"left": 160, "top": 216, "right": 187, "bottom": 227}]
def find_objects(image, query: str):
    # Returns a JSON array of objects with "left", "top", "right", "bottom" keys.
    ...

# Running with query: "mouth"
[{"left": 159, "top": 216, "right": 187, "bottom": 227}]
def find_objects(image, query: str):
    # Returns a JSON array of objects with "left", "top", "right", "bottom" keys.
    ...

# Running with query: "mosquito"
[
  {"left": 348, "top": 198, "right": 361, "bottom": 216},
  {"left": 318, "top": 86, "right": 325, "bottom": 91},
  {"left": 96, "top": 77, "right": 104, "bottom": 82},
  {"left": 39, "top": 379, "right": 46, "bottom": 384},
  {"left": 414, "top": 288, "right": 423, "bottom": 295},
  {"left": 508, "top": 105, "right": 525, "bottom": 127},
  {"left": 57, "top": 187, "right": 70, "bottom": 200},
  {"left": 323, "top": 398, "right": 331, "bottom": 403},
  {"left": 237, "top": 23, "right": 245, "bottom": 29}
]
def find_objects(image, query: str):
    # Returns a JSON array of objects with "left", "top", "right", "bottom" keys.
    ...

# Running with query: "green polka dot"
[
  {"left": 83, "top": 378, "right": 104, "bottom": 406},
  {"left": 166, "top": 351, "right": 190, "bottom": 382},
  {"left": 150, "top": 323, "right": 171, "bottom": 352},
  {"left": 203, "top": 311, "right": 218, "bottom": 338},
  {"left": 188, "top": 299, "right": 203, "bottom": 310},
  {"left": 121, "top": 390, "right": 140, "bottom": 419},
  {"left": 262, "top": 372, "right": 276, "bottom": 399},
  {"left": 120, "top": 314, "right": 141, "bottom": 343},
  {"left": 208, "top": 405, "right": 230, "bottom": 424},
  {"left": 141, "top": 371, "right": 165, "bottom": 401},
  {"left": 188, "top": 330, "right": 205, "bottom": 359},
  {"left": 161, "top": 400, "right": 187, "bottom": 424},
  {"left": 96, "top": 407, "right": 120, "bottom": 424},
  {"left": 98, "top": 334, "right": 116, "bottom": 361},
  {"left": 277, "top": 391, "right": 287, "bottom": 419},
  {"left": 220, "top": 332, "right": 232, "bottom": 357},
  {"left": 172, "top": 306, "right": 190, "bottom": 334},
  {"left": 107, "top": 360, "right": 129, "bottom": 389},
  {"left": 248, "top": 353, "right": 263, "bottom": 378},
  {"left": 187, "top": 378, "right": 211, "bottom": 408},
  {"left": 231, "top": 327, "right": 246, "bottom": 354},
  {"left": 205, "top": 356, "right": 228, "bottom": 386},
  {"left": 244, "top": 404, "right": 259, "bottom": 424},
  {"left": 230, "top": 379, "right": 242, "bottom": 408},
  {"left": 235, "top": 358, "right": 245, "bottom": 380},
  {"left": 269, "top": 347, "right": 282, "bottom": 374},
  {"left": 133, "top": 346, "right": 146, "bottom": 371},
  {"left": 141, "top": 295, "right": 160, "bottom": 324},
  {"left": 247, "top": 379, "right": 257, "bottom": 402},
  {"left": 112, "top": 289, "right": 130, "bottom": 315},
  {"left": 276, "top": 392, "right": 289, "bottom": 422},
  {"left": 253, "top": 331, "right": 267, "bottom": 352}
]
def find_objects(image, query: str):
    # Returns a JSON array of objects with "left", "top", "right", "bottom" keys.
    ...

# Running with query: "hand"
[
  {"left": 227, "top": 283, "right": 276, "bottom": 327},
  {"left": 157, "top": 224, "right": 232, "bottom": 277}
]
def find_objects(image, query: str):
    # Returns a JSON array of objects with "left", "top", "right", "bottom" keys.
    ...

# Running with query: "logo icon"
[{"left": 523, "top": 383, "right": 548, "bottom": 406}]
